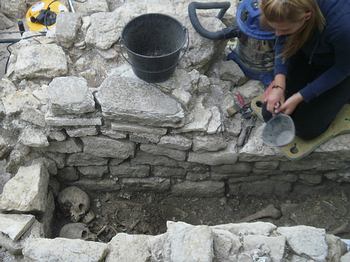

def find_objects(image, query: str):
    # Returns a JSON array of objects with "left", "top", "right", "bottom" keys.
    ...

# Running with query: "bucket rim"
[{"left": 121, "top": 13, "right": 188, "bottom": 59}]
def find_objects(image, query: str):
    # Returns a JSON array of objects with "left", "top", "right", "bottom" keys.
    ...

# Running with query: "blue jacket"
[{"left": 274, "top": 0, "right": 350, "bottom": 102}]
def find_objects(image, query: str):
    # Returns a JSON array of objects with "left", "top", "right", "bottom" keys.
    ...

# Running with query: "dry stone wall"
[{"left": 1, "top": 0, "right": 350, "bottom": 260}]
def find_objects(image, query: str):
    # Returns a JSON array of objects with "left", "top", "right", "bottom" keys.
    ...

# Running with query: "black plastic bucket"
[{"left": 121, "top": 13, "right": 188, "bottom": 83}]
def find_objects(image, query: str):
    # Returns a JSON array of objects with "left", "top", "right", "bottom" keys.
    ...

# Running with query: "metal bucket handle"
[{"left": 119, "top": 27, "right": 189, "bottom": 74}]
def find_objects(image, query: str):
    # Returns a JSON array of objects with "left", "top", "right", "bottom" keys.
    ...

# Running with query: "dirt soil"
[{"left": 53, "top": 181, "right": 350, "bottom": 242}]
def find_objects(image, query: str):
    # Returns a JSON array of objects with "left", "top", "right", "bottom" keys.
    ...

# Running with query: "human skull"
[
  {"left": 58, "top": 186, "right": 90, "bottom": 222},
  {"left": 59, "top": 223, "right": 96, "bottom": 241}
]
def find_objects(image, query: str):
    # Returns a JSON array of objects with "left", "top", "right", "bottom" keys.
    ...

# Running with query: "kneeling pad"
[{"left": 251, "top": 95, "right": 350, "bottom": 160}]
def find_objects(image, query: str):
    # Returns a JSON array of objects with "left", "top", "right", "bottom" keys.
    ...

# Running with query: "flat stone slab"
[
  {"left": 188, "top": 142, "right": 238, "bottom": 166},
  {"left": 166, "top": 221, "right": 214, "bottom": 262},
  {"left": 0, "top": 214, "right": 35, "bottom": 241},
  {"left": 81, "top": 136, "right": 135, "bottom": 159},
  {"left": 48, "top": 76, "right": 95, "bottom": 116},
  {"left": 95, "top": 72, "right": 184, "bottom": 127},
  {"left": 23, "top": 238, "right": 108, "bottom": 262},
  {"left": 106, "top": 233, "right": 152, "bottom": 262},
  {"left": 14, "top": 44, "right": 67, "bottom": 79},
  {"left": 0, "top": 163, "right": 49, "bottom": 213},
  {"left": 277, "top": 226, "right": 328, "bottom": 261}
]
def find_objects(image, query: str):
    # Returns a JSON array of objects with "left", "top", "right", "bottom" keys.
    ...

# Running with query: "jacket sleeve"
[
  {"left": 300, "top": 19, "right": 350, "bottom": 102},
  {"left": 274, "top": 36, "right": 289, "bottom": 76}
]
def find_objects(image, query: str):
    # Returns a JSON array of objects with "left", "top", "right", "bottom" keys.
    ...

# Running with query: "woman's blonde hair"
[{"left": 260, "top": 0, "right": 325, "bottom": 59}]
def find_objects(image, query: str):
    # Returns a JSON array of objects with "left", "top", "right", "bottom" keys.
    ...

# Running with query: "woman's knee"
[{"left": 294, "top": 123, "right": 328, "bottom": 140}]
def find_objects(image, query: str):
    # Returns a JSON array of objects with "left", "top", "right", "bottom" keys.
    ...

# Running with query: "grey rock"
[
  {"left": 111, "top": 122, "right": 167, "bottom": 135},
  {"left": 1, "top": 0, "right": 26, "bottom": 18},
  {"left": 211, "top": 163, "right": 252, "bottom": 174},
  {"left": 166, "top": 221, "right": 214, "bottom": 262},
  {"left": 239, "top": 125, "right": 283, "bottom": 162},
  {"left": 176, "top": 97, "right": 212, "bottom": 133},
  {"left": 254, "top": 161, "right": 280, "bottom": 170},
  {"left": 82, "top": 136, "right": 135, "bottom": 159},
  {"left": 0, "top": 163, "right": 49, "bottom": 213},
  {"left": 56, "top": 13, "right": 82, "bottom": 48},
  {"left": 96, "top": 73, "right": 184, "bottom": 127},
  {"left": 243, "top": 235, "right": 286, "bottom": 262},
  {"left": 45, "top": 115, "right": 102, "bottom": 126},
  {"left": 121, "top": 177, "right": 170, "bottom": 192},
  {"left": 20, "top": 107, "right": 46, "bottom": 127},
  {"left": 46, "top": 138, "right": 82, "bottom": 153},
  {"left": 19, "top": 127, "right": 49, "bottom": 147},
  {"left": 57, "top": 167, "right": 79, "bottom": 182},
  {"left": 48, "top": 130, "right": 66, "bottom": 141},
  {"left": 66, "top": 127, "right": 98, "bottom": 137},
  {"left": 172, "top": 181, "right": 224, "bottom": 197},
  {"left": 78, "top": 166, "right": 108, "bottom": 178},
  {"left": 193, "top": 135, "right": 227, "bottom": 152},
  {"left": 73, "top": 0, "right": 109, "bottom": 16},
  {"left": 129, "top": 133, "right": 161, "bottom": 144},
  {"left": 153, "top": 166, "right": 186, "bottom": 178},
  {"left": 42, "top": 191, "right": 55, "bottom": 238},
  {"left": 106, "top": 233, "right": 152, "bottom": 262},
  {"left": 2, "top": 89, "right": 40, "bottom": 116},
  {"left": 299, "top": 174, "right": 323, "bottom": 185},
  {"left": 0, "top": 220, "right": 44, "bottom": 255},
  {"left": 186, "top": 172, "right": 210, "bottom": 181},
  {"left": 158, "top": 135, "right": 192, "bottom": 151},
  {"left": 234, "top": 80, "right": 264, "bottom": 103},
  {"left": 131, "top": 152, "right": 179, "bottom": 167},
  {"left": 110, "top": 163, "right": 150, "bottom": 178},
  {"left": 140, "top": 144, "right": 186, "bottom": 161},
  {"left": 212, "top": 229, "right": 241, "bottom": 262},
  {"left": 101, "top": 128, "right": 127, "bottom": 139},
  {"left": 0, "top": 13, "right": 14, "bottom": 29},
  {"left": 207, "top": 106, "right": 223, "bottom": 134},
  {"left": 229, "top": 180, "right": 292, "bottom": 196},
  {"left": 188, "top": 142, "right": 238, "bottom": 166},
  {"left": 23, "top": 238, "right": 108, "bottom": 262},
  {"left": 70, "top": 179, "right": 120, "bottom": 192},
  {"left": 0, "top": 214, "right": 35, "bottom": 241},
  {"left": 277, "top": 226, "right": 328, "bottom": 261},
  {"left": 66, "top": 153, "right": 108, "bottom": 166},
  {"left": 48, "top": 76, "right": 95, "bottom": 115},
  {"left": 341, "top": 253, "right": 350, "bottom": 262},
  {"left": 210, "top": 60, "right": 247, "bottom": 86},
  {"left": 14, "top": 44, "right": 67, "bottom": 79},
  {"left": 211, "top": 222, "right": 277, "bottom": 236},
  {"left": 109, "top": 159, "right": 125, "bottom": 166},
  {"left": 32, "top": 157, "right": 57, "bottom": 175},
  {"left": 326, "top": 234, "right": 347, "bottom": 262},
  {"left": 85, "top": 12, "right": 119, "bottom": 49}
]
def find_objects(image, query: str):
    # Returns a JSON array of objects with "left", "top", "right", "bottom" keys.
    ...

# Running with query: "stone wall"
[{"left": 1, "top": 0, "right": 350, "bottom": 260}]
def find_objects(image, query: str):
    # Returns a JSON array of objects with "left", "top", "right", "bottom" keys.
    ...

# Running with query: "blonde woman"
[{"left": 261, "top": 0, "right": 350, "bottom": 139}]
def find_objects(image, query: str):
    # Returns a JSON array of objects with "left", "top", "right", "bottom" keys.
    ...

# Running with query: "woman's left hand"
[{"left": 276, "top": 92, "right": 304, "bottom": 115}]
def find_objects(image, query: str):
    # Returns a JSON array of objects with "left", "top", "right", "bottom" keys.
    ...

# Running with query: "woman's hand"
[
  {"left": 264, "top": 87, "right": 285, "bottom": 114},
  {"left": 276, "top": 92, "right": 303, "bottom": 115}
]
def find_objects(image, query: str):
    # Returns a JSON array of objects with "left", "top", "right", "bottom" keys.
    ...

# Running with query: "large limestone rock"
[
  {"left": 1, "top": 0, "right": 27, "bottom": 18},
  {"left": 0, "top": 214, "right": 35, "bottom": 241},
  {"left": 73, "top": 0, "right": 109, "bottom": 15},
  {"left": 48, "top": 76, "right": 95, "bottom": 116},
  {"left": 23, "top": 238, "right": 108, "bottom": 262},
  {"left": 166, "top": 221, "right": 214, "bottom": 262},
  {"left": 277, "top": 226, "right": 328, "bottom": 261},
  {"left": 106, "top": 233, "right": 152, "bottom": 262},
  {"left": 0, "top": 163, "right": 49, "bottom": 213},
  {"left": 81, "top": 136, "right": 135, "bottom": 159},
  {"left": 56, "top": 13, "right": 82, "bottom": 48},
  {"left": 95, "top": 72, "right": 185, "bottom": 127},
  {"left": 14, "top": 44, "right": 68, "bottom": 79}
]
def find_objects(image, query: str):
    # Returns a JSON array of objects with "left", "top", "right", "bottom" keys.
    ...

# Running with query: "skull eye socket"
[{"left": 78, "top": 204, "right": 84, "bottom": 210}]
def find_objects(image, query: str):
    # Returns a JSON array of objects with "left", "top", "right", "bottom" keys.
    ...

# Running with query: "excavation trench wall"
[{"left": 0, "top": 0, "right": 350, "bottom": 261}]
